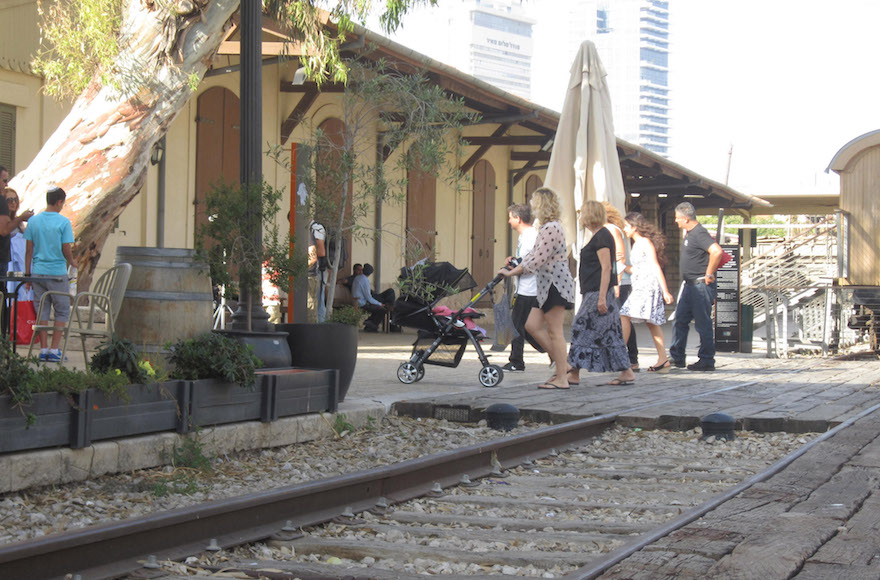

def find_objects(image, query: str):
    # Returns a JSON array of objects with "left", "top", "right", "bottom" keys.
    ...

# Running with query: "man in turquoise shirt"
[{"left": 25, "top": 186, "right": 77, "bottom": 362}]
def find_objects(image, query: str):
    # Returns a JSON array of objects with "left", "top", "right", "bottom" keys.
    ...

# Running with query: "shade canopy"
[{"left": 544, "top": 40, "right": 626, "bottom": 257}]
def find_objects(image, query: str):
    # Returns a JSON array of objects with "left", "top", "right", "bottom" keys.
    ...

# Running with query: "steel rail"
[
  {"left": 0, "top": 368, "right": 813, "bottom": 579},
  {"left": 0, "top": 414, "right": 614, "bottom": 579},
  {"left": 563, "top": 401, "right": 880, "bottom": 580}
]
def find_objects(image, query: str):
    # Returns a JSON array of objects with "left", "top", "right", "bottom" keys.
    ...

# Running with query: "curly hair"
[
  {"left": 529, "top": 187, "right": 561, "bottom": 224},
  {"left": 624, "top": 212, "right": 668, "bottom": 268},
  {"left": 602, "top": 201, "right": 624, "bottom": 229}
]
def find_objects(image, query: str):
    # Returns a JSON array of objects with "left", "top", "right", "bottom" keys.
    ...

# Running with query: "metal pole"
[{"left": 231, "top": 0, "right": 271, "bottom": 331}]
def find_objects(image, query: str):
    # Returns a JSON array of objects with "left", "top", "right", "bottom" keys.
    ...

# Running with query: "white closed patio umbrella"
[{"left": 544, "top": 40, "right": 626, "bottom": 292}]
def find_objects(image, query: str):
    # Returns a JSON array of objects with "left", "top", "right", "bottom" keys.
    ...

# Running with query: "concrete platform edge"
[{"left": 0, "top": 401, "right": 386, "bottom": 494}]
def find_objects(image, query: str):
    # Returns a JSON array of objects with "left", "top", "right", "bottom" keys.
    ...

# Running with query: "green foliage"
[
  {"left": 195, "top": 179, "right": 306, "bottom": 303},
  {"left": 333, "top": 412, "right": 355, "bottom": 435},
  {"left": 168, "top": 332, "right": 261, "bottom": 389},
  {"left": 32, "top": 0, "right": 123, "bottom": 98},
  {"left": 27, "top": 366, "right": 131, "bottom": 400},
  {"left": 35, "top": 0, "right": 432, "bottom": 99},
  {"left": 397, "top": 261, "right": 456, "bottom": 304},
  {"left": 698, "top": 214, "right": 788, "bottom": 239},
  {"left": 172, "top": 434, "right": 213, "bottom": 472},
  {"left": 268, "top": 56, "right": 472, "bottom": 314},
  {"left": 151, "top": 431, "right": 213, "bottom": 496},
  {"left": 89, "top": 335, "right": 156, "bottom": 384},
  {"left": 327, "top": 305, "right": 367, "bottom": 326},
  {"left": 0, "top": 337, "right": 37, "bottom": 406}
]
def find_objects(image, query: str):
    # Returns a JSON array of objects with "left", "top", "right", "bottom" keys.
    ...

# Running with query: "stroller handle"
[{"left": 452, "top": 257, "right": 522, "bottom": 324}]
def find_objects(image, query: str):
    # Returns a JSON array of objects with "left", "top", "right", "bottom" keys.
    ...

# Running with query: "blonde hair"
[
  {"left": 579, "top": 200, "right": 606, "bottom": 230},
  {"left": 602, "top": 201, "right": 624, "bottom": 229},
  {"left": 530, "top": 187, "right": 561, "bottom": 224}
]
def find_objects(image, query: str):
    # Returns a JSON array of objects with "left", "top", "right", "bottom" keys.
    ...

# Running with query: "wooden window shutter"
[{"left": 0, "top": 104, "right": 16, "bottom": 173}]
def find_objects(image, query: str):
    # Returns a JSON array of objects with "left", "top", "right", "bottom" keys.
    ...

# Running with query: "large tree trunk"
[{"left": 10, "top": 0, "right": 239, "bottom": 290}]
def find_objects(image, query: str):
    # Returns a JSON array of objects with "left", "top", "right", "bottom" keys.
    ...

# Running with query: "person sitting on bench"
[{"left": 352, "top": 263, "right": 392, "bottom": 332}]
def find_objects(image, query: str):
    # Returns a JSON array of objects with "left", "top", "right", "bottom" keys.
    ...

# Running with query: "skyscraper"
[
  {"left": 379, "top": 0, "right": 535, "bottom": 100},
  {"left": 562, "top": 0, "right": 670, "bottom": 155}
]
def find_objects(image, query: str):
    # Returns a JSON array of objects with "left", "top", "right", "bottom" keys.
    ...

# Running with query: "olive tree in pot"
[
  {"left": 195, "top": 179, "right": 306, "bottom": 367},
  {"left": 271, "top": 56, "right": 472, "bottom": 400}
]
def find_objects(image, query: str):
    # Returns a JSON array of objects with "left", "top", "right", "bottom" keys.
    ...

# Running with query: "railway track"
[
  {"left": 144, "top": 426, "right": 814, "bottom": 579},
  {"left": 0, "top": 376, "right": 833, "bottom": 580}
]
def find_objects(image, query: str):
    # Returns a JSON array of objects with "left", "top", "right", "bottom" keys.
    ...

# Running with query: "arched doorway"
[
  {"left": 194, "top": 87, "right": 240, "bottom": 236},
  {"left": 525, "top": 175, "right": 543, "bottom": 207},
  {"left": 471, "top": 159, "right": 496, "bottom": 295}
]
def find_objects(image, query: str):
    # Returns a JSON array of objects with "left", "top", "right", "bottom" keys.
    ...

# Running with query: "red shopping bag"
[{"left": 10, "top": 300, "right": 36, "bottom": 345}]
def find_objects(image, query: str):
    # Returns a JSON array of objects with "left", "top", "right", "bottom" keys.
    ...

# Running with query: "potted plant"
[
  {"left": 195, "top": 179, "right": 307, "bottom": 367},
  {"left": 281, "top": 305, "right": 365, "bottom": 402},
  {"left": 167, "top": 332, "right": 269, "bottom": 427},
  {"left": 86, "top": 335, "right": 190, "bottom": 438}
]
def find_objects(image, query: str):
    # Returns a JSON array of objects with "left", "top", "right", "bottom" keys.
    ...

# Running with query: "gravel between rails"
[
  {"left": 116, "top": 423, "right": 814, "bottom": 579},
  {"left": 0, "top": 416, "right": 541, "bottom": 544}
]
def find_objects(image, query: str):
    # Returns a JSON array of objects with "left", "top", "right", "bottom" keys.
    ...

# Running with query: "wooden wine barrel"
[{"left": 114, "top": 247, "right": 214, "bottom": 359}]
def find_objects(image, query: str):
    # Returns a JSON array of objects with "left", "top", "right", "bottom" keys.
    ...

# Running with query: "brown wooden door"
[
  {"left": 315, "top": 118, "right": 352, "bottom": 276},
  {"left": 471, "top": 160, "right": 496, "bottom": 298},
  {"left": 195, "top": 87, "right": 240, "bottom": 236},
  {"left": 406, "top": 165, "right": 436, "bottom": 264}
]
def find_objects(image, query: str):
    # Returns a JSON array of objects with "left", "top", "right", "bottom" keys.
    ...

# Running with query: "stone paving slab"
[{"left": 598, "top": 409, "right": 880, "bottom": 579}]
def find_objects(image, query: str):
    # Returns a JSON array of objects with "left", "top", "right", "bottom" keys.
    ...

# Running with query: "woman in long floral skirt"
[{"left": 567, "top": 201, "right": 634, "bottom": 386}]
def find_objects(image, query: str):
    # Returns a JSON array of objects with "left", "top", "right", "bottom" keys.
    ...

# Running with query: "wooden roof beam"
[
  {"left": 460, "top": 123, "right": 511, "bottom": 174},
  {"left": 280, "top": 81, "right": 344, "bottom": 93},
  {"left": 510, "top": 151, "right": 551, "bottom": 162},
  {"left": 280, "top": 85, "right": 319, "bottom": 143},
  {"left": 463, "top": 135, "right": 548, "bottom": 146}
]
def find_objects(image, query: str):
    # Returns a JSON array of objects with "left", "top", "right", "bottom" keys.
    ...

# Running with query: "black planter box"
[
  {"left": 0, "top": 392, "right": 73, "bottom": 454},
  {"left": 189, "top": 379, "right": 270, "bottom": 427},
  {"left": 74, "top": 381, "right": 190, "bottom": 448},
  {"left": 258, "top": 368, "right": 339, "bottom": 420}
]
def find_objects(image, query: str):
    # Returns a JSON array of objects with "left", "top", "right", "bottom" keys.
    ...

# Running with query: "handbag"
[
  {"left": 491, "top": 287, "right": 515, "bottom": 352},
  {"left": 10, "top": 300, "right": 36, "bottom": 345}
]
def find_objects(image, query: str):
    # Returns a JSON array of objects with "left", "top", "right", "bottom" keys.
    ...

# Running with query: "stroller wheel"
[
  {"left": 479, "top": 364, "right": 504, "bottom": 388},
  {"left": 397, "top": 362, "right": 422, "bottom": 384}
]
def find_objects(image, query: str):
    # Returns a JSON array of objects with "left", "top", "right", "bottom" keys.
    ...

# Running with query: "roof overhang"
[
  {"left": 827, "top": 129, "right": 880, "bottom": 174},
  {"left": 213, "top": 10, "right": 771, "bottom": 212}
]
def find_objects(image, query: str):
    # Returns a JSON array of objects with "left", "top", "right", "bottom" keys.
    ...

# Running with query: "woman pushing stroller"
[{"left": 497, "top": 187, "right": 576, "bottom": 390}]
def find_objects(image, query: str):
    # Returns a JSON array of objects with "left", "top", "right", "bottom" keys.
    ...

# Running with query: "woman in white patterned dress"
[
  {"left": 620, "top": 212, "right": 674, "bottom": 372},
  {"left": 498, "top": 187, "right": 575, "bottom": 390}
]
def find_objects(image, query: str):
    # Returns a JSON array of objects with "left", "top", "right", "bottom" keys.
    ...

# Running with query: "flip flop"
[
  {"left": 604, "top": 379, "right": 634, "bottom": 386},
  {"left": 538, "top": 381, "right": 571, "bottom": 390}
]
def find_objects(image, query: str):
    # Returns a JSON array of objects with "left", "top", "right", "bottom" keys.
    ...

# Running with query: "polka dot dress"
[{"left": 521, "top": 221, "right": 575, "bottom": 308}]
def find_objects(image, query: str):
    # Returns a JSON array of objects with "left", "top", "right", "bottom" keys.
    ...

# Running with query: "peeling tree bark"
[{"left": 10, "top": 0, "right": 240, "bottom": 290}]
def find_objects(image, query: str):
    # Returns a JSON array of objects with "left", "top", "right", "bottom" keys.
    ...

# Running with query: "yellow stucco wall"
[{"left": 2, "top": 9, "right": 545, "bottom": 296}]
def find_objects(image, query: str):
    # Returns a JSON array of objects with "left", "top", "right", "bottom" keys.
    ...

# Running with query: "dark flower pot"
[{"left": 275, "top": 322, "right": 358, "bottom": 402}]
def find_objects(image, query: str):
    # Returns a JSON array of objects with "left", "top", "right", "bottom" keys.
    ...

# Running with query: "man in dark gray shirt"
[{"left": 669, "top": 202, "right": 723, "bottom": 371}]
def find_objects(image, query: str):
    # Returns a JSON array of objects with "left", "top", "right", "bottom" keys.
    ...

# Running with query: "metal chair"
[{"left": 27, "top": 263, "right": 132, "bottom": 364}]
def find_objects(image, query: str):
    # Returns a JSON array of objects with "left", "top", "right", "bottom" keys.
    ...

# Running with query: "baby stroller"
[{"left": 392, "top": 261, "right": 515, "bottom": 388}]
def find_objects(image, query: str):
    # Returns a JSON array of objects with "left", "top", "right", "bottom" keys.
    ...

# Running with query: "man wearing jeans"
[
  {"left": 503, "top": 203, "right": 541, "bottom": 371},
  {"left": 669, "top": 202, "right": 723, "bottom": 371}
]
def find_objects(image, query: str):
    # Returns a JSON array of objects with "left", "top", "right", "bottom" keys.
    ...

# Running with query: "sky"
[{"left": 371, "top": 0, "right": 880, "bottom": 198}]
